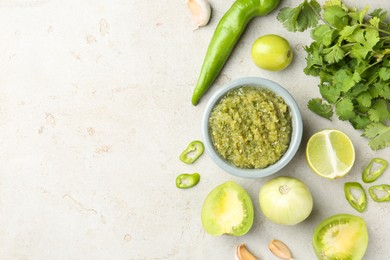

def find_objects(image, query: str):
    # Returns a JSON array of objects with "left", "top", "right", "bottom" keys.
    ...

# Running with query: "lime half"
[{"left": 306, "top": 129, "right": 355, "bottom": 179}]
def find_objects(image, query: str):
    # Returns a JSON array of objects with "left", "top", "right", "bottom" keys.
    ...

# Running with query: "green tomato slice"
[
  {"left": 201, "top": 181, "right": 254, "bottom": 236},
  {"left": 313, "top": 214, "right": 368, "bottom": 260}
]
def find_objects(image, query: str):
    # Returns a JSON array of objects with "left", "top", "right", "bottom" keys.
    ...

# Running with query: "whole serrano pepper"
[{"left": 191, "top": 0, "right": 281, "bottom": 105}]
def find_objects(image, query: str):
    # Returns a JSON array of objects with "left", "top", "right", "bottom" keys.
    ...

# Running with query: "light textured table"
[{"left": 0, "top": 0, "right": 389, "bottom": 259}]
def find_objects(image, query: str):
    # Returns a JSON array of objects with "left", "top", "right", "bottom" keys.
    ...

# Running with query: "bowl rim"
[{"left": 201, "top": 77, "right": 303, "bottom": 179}]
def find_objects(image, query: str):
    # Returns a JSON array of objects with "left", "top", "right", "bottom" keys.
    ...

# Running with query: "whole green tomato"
[
  {"left": 251, "top": 34, "right": 293, "bottom": 71},
  {"left": 259, "top": 176, "right": 313, "bottom": 225}
]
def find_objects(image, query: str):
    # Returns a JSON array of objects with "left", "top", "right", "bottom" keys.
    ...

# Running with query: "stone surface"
[{"left": 0, "top": 0, "right": 389, "bottom": 259}]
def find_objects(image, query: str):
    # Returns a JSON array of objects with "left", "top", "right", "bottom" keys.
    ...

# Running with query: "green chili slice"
[
  {"left": 179, "top": 140, "right": 204, "bottom": 164},
  {"left": 344, "top": 182, "right": 367, "bottom": 213},
  {"left": 362, "top": 157, "right": 388, "bottom": 183},
  {"left": 368, "top": 184, "right": 390, "bottom": 202},
  {"left": 176, "top": 173, "right": 200, "bottom": 189}
]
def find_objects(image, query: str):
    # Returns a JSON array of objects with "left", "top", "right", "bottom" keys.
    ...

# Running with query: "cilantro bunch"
[{"left": 277, "top": 0, "right": 390, "bottom": 150}]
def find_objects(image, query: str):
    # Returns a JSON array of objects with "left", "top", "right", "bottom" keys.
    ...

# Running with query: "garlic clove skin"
[
  {"left": 186, "top": 0, "right": 211, "bottom": 30},
  {"left": 269, "top": 239, "right": 294, "bottom": 260},
  {"left": 235, "top": 244, "right": 258, "bottom": 260}
]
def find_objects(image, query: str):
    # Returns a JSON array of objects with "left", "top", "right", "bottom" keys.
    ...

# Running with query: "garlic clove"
[
  {"left": 186, "top": 0, "right": 211, "bottom": 30},
  {"left": 235, "top": 244, "right": 258, "bottom": 260},
  {"left": 269, "top": 239, "right": 294, "bottom": 260}
]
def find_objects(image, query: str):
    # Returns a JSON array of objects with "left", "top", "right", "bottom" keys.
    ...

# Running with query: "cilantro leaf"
[
  {"left": 363, "top": 123, "right": 390, "bottom": 150},
  {"left": 311, "top": 25, "right": 336, "bottom": 46},
  {"left": 324, "top": 0, "right": 341, "bottom": 6},
  {"left": 348, "top": 6, "right": 369, "bottom": 24},
  {"left": 324, "top": 0, "right": 348, "bottom": 10},
  {"left": 348, "top": 28, "right": 380, "bottom": 60},
  {"left": 365, "top": 29, "right": 380, "bottom": 48},
  {"left": 350, "top": 115, "right": 371, "bottom": 129},
  {"left": 369, "top": 8, "right": 388, "bottom": 22},
  {"left": 355, "top": 91, "right": 372, "bottom": 108},
  {"left": 336, "top": 97, "right": 355, "bottom": 120},
  {"left": 323, "top": 5, "right": 349, "bottom": 30},
  {"left": 378, "top": 84, "right": 390, "bottom": 99},
  {"left": 339, "top": 25, "right": 358, "bottom": 39},
  {"left": 370, "top": 82, "right": 390, "bottom": 99},
  {"left": 383, "top": 59, "right": 390, "bottom": 67},
  {"left": 303, "top": 42, "right": 325, "bottom": 76},
  {"left": 319, "top": 83, "right": 341, "bottom": 104},
  {"left": 368, "top": 99, "right": 390, "bottom": 122},
  {"left": 378, "top": 67, "right": 390, "bottom": 81},
  {"left": 333, "top": 69, "right": 356, "bottom": 92},
  {"left": 277, "top": 0, "right": 321, "bottom": 32},
  {"left": 369, "top": 17, "right": 380, "bottom": 28},
  {"left": 346, "top": 83, "right": 367, "bottom": 97},
  {"left": 279, "top": 0, "right": 390, "bottom": 150},
  {"left": 352, "top": 71, "right": 361, "bottom": 83},
  {"left": 307, "top": 98, "right": 333, "bottom": 119},
  {"left": 348, "top": 58, "right": 369, "bottom": 74},
  {"left": 322, "top": 44, "right": 345, "bottom": 64}
]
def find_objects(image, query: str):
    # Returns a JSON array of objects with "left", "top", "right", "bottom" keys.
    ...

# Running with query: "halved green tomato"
[
  {"left": 201, "top": 181, "right": 254, "bottom": 236},
  {"left": 313, "top": 214, "right": 368, "bottom": 260}
]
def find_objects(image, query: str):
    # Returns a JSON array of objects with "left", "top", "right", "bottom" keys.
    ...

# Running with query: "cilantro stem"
[
  {"left": 322, "top": 106, "right": 333, "bottom": 114},
  {"left": 360, "top": 24, "right": 390, "bottom": 35},
  {"left": 366, "top": 73, "right": 378, "bottom": 86},
  {"left": 340, "top": 43, "right": 356, "bottom": 49},
  {"left": 361, "top": 60, "right": 381, "bottom": 74}
]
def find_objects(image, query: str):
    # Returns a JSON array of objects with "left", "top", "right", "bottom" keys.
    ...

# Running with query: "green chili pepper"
[
  {"left": 344, "top": 182, "right": 367, "bottom": 213},
  {"left": 179, "top": 140, "right": 204, "bottom": 164},
  {"left": 191, "top": 0, "right": 281, "bottom": 105},
  {"left": 176, "top": 173, "right": 201, "bottom": 189},
  {"left": 368, "top": 184, "right": 390, "bottom": 202},
  {"left": 362, "top": 157, "right": 388, "bottom": 183}
]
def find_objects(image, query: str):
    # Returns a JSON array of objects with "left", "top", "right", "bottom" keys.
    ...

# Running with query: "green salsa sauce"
[{"left": 209, "top": 86, "right": 292, "bottom": 169}]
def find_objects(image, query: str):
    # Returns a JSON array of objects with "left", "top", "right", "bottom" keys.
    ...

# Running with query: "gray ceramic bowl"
[{"left": 201, "top": 77, "right": 303, "bottom": 179}]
